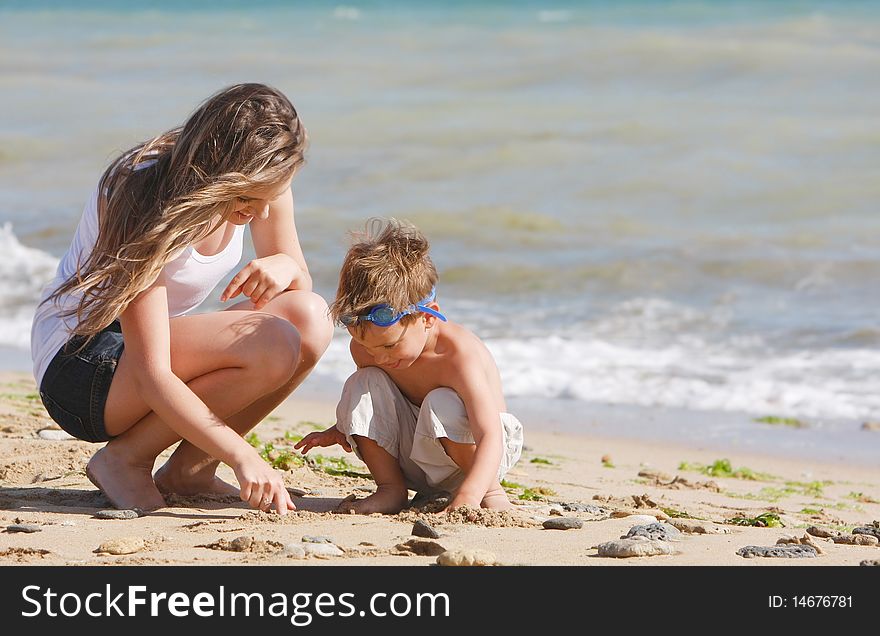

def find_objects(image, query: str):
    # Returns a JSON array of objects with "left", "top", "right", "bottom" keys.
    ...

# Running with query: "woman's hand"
[
  {"left": 221, "top": 253, "right": 302, "bottom": 310},
  {"left": 233, "top": 453, "right": 297, "bottom": 515},
  {"left": 294, "top": 425, "right": 352, "bottom": 455}
]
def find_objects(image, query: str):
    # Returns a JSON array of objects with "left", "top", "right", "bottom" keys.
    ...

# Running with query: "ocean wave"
[
  {"left": 0, "top": 224, "right": 58, "bottom": 348},
  {"left": 310, "top": 323, "right": 880, "bottom": 423}
]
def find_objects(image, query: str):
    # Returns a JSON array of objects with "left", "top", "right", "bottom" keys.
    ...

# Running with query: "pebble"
[
  {"left": 94, "top": 509, "right": 143, "bottom": 520},
  {"left": 38, "top": 429, "right": 75, "bottom": 441},
  {"left": 95, "top": 537, "right": 146, "bottom": 555},
  {"left": 852, "top": 523, "right": 880, "bottom": 540},
  {"left": 597, "top": 537, "right": 674, "bottom": 558},
  {"left": 667, "top": 519, "right": 730, "bottom": 535},
  {"left": 281, "top": 544, "right": 306, "bottom": 559},
  {"left": 303, "top": 543, "right": 344, "bottom": 558},
  {"left": 622, "top": 522, "right": 681, "bottom": 542},
  {"left": 302, "top": 535, "right": 332, "bottom": 544},
  {"left": 230, "top": 536, "right": 255, "bottom": 552},
  {"left": 6, "top": 524, "right": 42, "bottom": 533},
  {"left": 777, "top": 534, "right": 825, "bottom": 555},
  {"left": 353, "top": 486, "right": 374, "bottom": 493},
  {"left": 560, "top": 502, "right": 605, "bottom": 514},
  {"left": 860, "top": 559, "right": 880, "bottom": 566},
  {"left": 542, "top": 517, "right": 583, "bottom": 531},
  {"left": 637, "top": 469, "right": 673, "bottom": 482},
  {"left": 736, "top": 545, "right": 817, "bottom": 558},
  {"left": 832, "top": 534, "right": 879, "bottom": 546},
  {"left": 288, "top": 488, "right": 310, "bottom": 497},
  {"left": 395, "top": 538, "right": 447, "bottom": 557},
  {"left": 861, "top": 422, "right": 880, "bottom": 432},
  {"left": 806, "top": 526, "right": 840, "bottom": 539},
  {"left": 436, "top": 549, "right": 497, "bottom": 567},
  {"left": 412, "top": 520, "right": 441, "bottom": 539}
]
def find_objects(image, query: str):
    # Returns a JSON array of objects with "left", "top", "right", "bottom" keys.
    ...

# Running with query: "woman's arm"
[
  {"left": 249, "top": 185, "right": 312, "bottom": 291},
  {"left": 119, "top": 277, "right": 295, "bottom": 513}
]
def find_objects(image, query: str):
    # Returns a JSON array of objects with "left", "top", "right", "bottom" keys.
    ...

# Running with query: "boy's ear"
[{"left": 423, "top": 302, "right": 441, "bottom": 329}]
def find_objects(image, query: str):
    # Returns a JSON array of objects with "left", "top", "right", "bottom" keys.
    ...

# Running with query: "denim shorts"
[{"left": 39, "top": 321, "right": 124, "bottom": 443}]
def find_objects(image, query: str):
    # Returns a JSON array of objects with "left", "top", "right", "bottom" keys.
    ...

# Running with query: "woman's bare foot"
[
  {"left": 481, "top": 484, "right": 514, "bottom": 510},
  {"left": 335, "top": 485, "right": 408, "bottom": 515},
  {"left": 153, "top": 461, "right": 240, "bottom": 496},
  {"left": 86, "top": 446, "right": 166, "bottom": 511}
]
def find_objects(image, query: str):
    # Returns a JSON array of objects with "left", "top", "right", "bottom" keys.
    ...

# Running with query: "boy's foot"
[
  {"left": 335, "top": 486, "right": 408, "bottom": 515},
  {"left": 86, "top": 446, "right": 166, "bottom": 511},
  {"left": 153, "top": 461, "right": 240, "bottom": 497},
  {"left": 481, "top": 485, "right": 514, "bottom": 510}
]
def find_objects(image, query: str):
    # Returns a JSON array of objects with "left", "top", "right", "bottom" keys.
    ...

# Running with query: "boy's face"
[{"left": 348, "top": 315, "right": 433, "bottom": 370}]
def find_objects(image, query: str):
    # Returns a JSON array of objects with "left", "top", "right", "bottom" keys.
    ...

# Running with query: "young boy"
[{"left": 294, "top": 219, "right": 523, "bottom": 514}]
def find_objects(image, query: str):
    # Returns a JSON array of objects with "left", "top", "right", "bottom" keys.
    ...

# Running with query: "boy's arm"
[{"left": 447, "top": 356, "right": 505, "bottom": 509}]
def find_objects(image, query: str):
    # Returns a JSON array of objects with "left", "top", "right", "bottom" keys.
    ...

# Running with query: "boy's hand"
[
  {"left": 294, "top": 425, "right": 352, "bottom": 455},
  {"left": 446, "top": 493, "right": 482, "bottom": 511}
]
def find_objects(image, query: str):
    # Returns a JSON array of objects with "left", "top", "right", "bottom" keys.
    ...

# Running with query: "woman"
[{"left": 31, "top": 83, "right": 333, "bottom": 514}]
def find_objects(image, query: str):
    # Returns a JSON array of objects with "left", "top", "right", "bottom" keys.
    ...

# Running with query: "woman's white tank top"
[{"left": 31, "top": 185, "right": 244, "bottom": 386}]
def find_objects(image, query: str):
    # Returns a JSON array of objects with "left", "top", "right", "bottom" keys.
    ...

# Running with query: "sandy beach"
[{"left": 1, "top": 371, "right": 877, "bottom": 567}]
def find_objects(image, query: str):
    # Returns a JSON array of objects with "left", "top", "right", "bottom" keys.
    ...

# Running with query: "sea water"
[{"left": 1, "top": 1, "right": 878, "bottom": 463}]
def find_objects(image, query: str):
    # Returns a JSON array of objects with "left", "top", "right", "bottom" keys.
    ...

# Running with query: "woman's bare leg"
[
  {"left": 88, "top": 311, "right": 303, "bottom": 510},
  {"left": 153, "top": 290, "right": 333, "bottom": 494}
]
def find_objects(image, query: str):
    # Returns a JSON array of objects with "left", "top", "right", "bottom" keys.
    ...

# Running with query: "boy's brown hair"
[{"left": 330, "top": 218, "right": 438, "bottom": 330}]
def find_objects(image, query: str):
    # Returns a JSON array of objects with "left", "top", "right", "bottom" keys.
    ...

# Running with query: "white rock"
[
  {"left": 39, "top": 429, "right": 74, "bottom": 441},
  {"left": 304, "top": 543, "right": 344, "bottom": 558},
  {"left": 436, "top": 549, "right": 497, "bottom": 567},
  {"left": 597, "top": 537, "right": 674, "bottom": 558},
  {"left": 282, "top": 544, "right": 306, "bottom": 559}
]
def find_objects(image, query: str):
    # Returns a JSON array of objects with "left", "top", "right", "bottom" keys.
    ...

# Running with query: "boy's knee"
[
  {"left": 342, "top": 366, "right": 395, "bottom": 396},
  {"left": 420, "top": 388, "right": 472, "bottom": 442}
]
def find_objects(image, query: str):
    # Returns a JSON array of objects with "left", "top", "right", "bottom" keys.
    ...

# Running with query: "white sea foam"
[
  {"left": 310, "top": 327, "right": 880, "bottom": 424},
  {"left": 0, "top": 224, "right": 58, "bottom": 348}
]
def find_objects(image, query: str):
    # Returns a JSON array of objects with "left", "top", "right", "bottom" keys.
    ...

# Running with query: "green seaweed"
[
  {"left": 530, "top": 457, "right": 553, "bottom": 465},
  {"left": 678, "top": 458, "right": 774, "bottom": 481},
  {"left": 660, "top": 507, "right": 700, "bottom": 519},
  {"left": 784, "top": 480, "right": 830, "bottom": 497},
  {"left": 799, "top": 507, "right": 823, "bottom": 515},
  {"left": 518, "top": 486, "right": 556, "bottom": 501},
  {"left": 846, "top": 491, "right": 879, "bottom": 504},
  {"left": 283, "top": 431, "right": 304, "bottom": 443},
  {"left": 726, "top": 512, "right": 784, "bottom": 528},
  {"left": 309, "top": 454, "right": 371, "bottom": 479},
  {"left": 602, "top": 459, "right": 615, "bottom": 469},
  {"left": 754, "top": 415, "right": 808, "bottom": 428},
  {"left": 500, "top": 479, "right": 523, "bottom": 490},
  {"left": 268, "top": 450, "right": 305, "bottom": 471},
  {"left": 246, "top": 432, "right": 261, "bottom": 448}
]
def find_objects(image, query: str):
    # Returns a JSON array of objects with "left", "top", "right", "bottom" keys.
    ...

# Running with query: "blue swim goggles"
[{"left": 340, "top": 287, "right": 447, "bottom": 328}]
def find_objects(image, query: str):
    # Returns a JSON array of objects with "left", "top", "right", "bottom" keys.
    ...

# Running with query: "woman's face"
[{"left": 226, "top": 181, "right": 291, "bottom": 225}]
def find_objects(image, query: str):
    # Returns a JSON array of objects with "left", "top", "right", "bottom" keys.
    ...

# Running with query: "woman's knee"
[
  {"left": 274, "top": 291, "right": 333, "bottom": 366},
  {"left": 249, "top": 315, "right": 301, "bottom": 387}
]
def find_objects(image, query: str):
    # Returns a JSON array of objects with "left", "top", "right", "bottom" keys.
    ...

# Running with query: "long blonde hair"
[{"left": 47, "top": 83, "right": 307, "bottom": 338}]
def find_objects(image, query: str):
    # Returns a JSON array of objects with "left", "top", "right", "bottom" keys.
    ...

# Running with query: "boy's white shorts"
[{"left": 335, "top": 367, "right": 524, "bottom": 493}]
